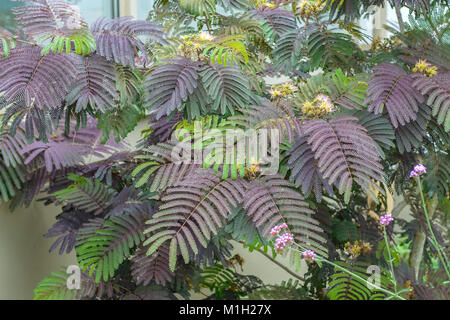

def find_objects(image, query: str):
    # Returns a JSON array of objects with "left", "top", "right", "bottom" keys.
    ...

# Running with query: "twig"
[{"left": 250, "top": 245, "right": 306, "bottom": 282}]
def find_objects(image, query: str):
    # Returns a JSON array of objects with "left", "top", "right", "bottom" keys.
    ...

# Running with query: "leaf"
[
  {"left": 0, "top": 160, "right": 25, "bottom": 203},
  {"left": 364, "top": 63, "right": 425, "bottom": 128},
  {"left": 91, "top": 16, "right": 166, "bottom": 67},
  {"left": 394, "top": 103, "right": 431, "bottom": 154},
  {"left": 132, "top": 141, "right": 200, "bottom": 192},
  {"left": 243, "top": 174, "right": 327, "bottom": 256},
  {"left": 287, "top": 135, "right": 334, "bottom": 202},
  {"left": 250, "top": 7, "right": 296, "bottom": 40},
  {"left": 53, "top": 174, "right": 117, "bottom": 215},
  {"left": 0, "top": 45, "right": 77, "bottom": 109},
  {"left": 76, "top": 212, "right": 148, "bottom": 282},
  {"left": 272, "top": 26, "right": 311, "bottom": 74},
  {"left": 144, "top": 57, "right": 201, "bottom": 119},
  {"left": 226, "top": 100, "right": 303, "bottom": 144},
  {"left": 203, "top": 35, "right": 249, "bottom": 66},
  {"left": 327, "top": 261, "right": 389, "bottom": 300},
  {"left": 131, "top": 243, "right": 174, "bottom": 285},
  {"left": 97, "top": 104, "right": 144, "bottom": 143},
  {"left": 13, "top": 0, "right": 92, "bottom": 54},
  {"left": 301, "top": 116, "right": 386, "bottom": 203},
  {"left": 0, "top": 27, "right": 16, "bottom": 58},
  {"left": 412, "top": 72, "right": 450, "bottom": 132},
  {"left": 41, "top": 31, "right": 96, "bottom": 56},
  {"left": 34, "top": 267, "right": 117, "bottom": 300},
  {"left": 143, "top": 168, "right": 247, "bottom": 269},
  {"left": 44, "top": 206, "right": 91, "bottom": 255},
  {"left": 200, "top": 63, "right": 250, "bottom": 115},
  {"left": 19, "top": 118, "right": 125, "bottom": 172},
  {"left": 66, "top": 54, "right": 118, "bottom": 112},
  {"left": 307, "top": 24, "right": 358, "bottom": 71},
  {"left": 179, "top": 0, "right": 217, "bottom": 17}
]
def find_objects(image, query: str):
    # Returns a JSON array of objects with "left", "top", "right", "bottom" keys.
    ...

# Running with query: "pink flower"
[
  {"left": 409, "top": 163, "right": 427, "bottom": 178},
  {"left": 302, "top": 250, "right": 316, "bottom": 263},
  {"left": 379, "top": 214, "right": 394, "bottom": 226},
  {"left": 270, "top": 223, "right": 289, "bottom": 236},
  {"left": 274, "top": 232, "right": 294, "bottom": 253}
]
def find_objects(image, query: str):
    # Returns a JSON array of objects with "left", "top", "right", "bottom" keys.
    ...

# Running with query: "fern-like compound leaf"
[
  {"left": 287, "top": 135, "right": 334, "bottom": 202},
  {"left": 327, "top": 261, "right": 389, "bottom": 300},
  {"left": 13, "top": 0, "right": 95, "bottom": 55},
  {"left": 308, "top": 24, "right": 358, "bottom": 71},
  {"left": 302, "top": 116, "right": 385, "bottom": 203},
  {"left": 365, "top": 63, "right": 424, "bottom": 128},
  {"left": 394, "top": 103, "right": 431, "bottom": 154},
  {"left": 0, "top": 27, "right": 16, "bottom": 58},
  {"left": 131, "top": 243, "right": 174, "bottom": 286},
  {"left": 202, "top": 35, "right": 249, "bottom": 66},
  {"left": 179, "top": 0, "right": 217, "bottom": 17},
  {"left": 250, "top": 7, "right": 296, "bottom": 39},
  {"left": 144, "top": 168, "right": 247, "bottom": 271},
  {"left": 66, "top": 54, "right": 118, "bottom": 112},
  {"left": 0, "top": 45, "right": 77, "bottom": 109},
  {"left": 200, "top": 63, "right": 250, "bottom": 115},
  {"left": 34, "top": 266, "right": 117, "bottom": 300},
  {"left": 228, "top": 100, "right": 303, "bottom": 144},
  {"left": 53, "top": 174, "right": 117, "bottom": 215},
  {"left": 145, "top": 57, "right": 202, "bottom": 119},
  {"left": 412, "top": 72, "right": 450, "bottom": 132},
  {"left": 44, "top": 206, "right": 91, "bottom": 255},
  {"left": 77, "top": 211, "right": 148, "bottom": 283},
  {"left": 91, "top": 16, "right": 166, "bottom": 67},
  {"left": 132, "top": 141, "right": 200, "bottom": 192},
  {"left": 243, "top": 175, "right": 327, "bottom": 256}
]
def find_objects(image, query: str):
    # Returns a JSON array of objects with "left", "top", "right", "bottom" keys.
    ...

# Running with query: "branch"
[
  {"left": 394, "top": 5, "right": 405, "bottom": 33},
  {"left": 249, "top": 244, "right": 306, "bottom": 282}
]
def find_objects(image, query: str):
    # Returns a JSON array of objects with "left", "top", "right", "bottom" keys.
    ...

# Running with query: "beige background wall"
[{"left": 0, "top": 202, "right": 76, "bottom": 299}]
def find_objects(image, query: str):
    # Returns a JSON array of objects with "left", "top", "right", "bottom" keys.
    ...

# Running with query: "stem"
[
  {"left": 394, "top": 5, "right": 405, "bottom": 33},
  {"left": 290, "top": 243, "right": 407, "bottom": 300},
  {"left": 383, "top": 225, "right": 397, "bottom": 292},
  {"left": 409, "top": 229, "right": 427, "bottom": 281},
  {"left": 238, "top": 241, "right": 305, "bottom": 282},
  {"left": 14, "top": 38, "right": 38, "bottom": 46},
  {"left": 416, "top": 177, "right": 450, "bottom": 279},
  {"left": 255, "top": 248, "right": 306, "bottom": 282}
]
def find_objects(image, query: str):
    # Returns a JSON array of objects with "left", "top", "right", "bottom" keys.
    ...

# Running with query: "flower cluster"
[
  {"left": 269, "top": 82, "right": 296, "bottom": 99},
  {"left": 244, "top": 159, "right": 261, "bottom": 180},
  {"left": 413, "top": 59, "right": 437, "bottom": 77},
  {"left": 254, "top": 0, "right": 275, "bottom": 8},
  {"left": 302, "top": 250, "right": 317, "bottom": 263},
  {"left": 271, "top": 223, "right": 293, "bottom": 253},
  {"left": 379, "top": 214, "right": 394, "bottom": 226},
  {"left": 371, "top": 36, "right": 401, "bottom": 52},
  {"left": 274, "top": 232, "right": 294, "bottom": 253},
  {"left": 270, "top": 223, "right": 288, "bottom": 236},
  {"left": 296, "top": 0, "right": 326, "bottom": 21},
  {"left": 302, "top": 94, "right": 334, "bottom": 118},
  {"left": 344, "top": 240, "right": 372, "bottom": 258},
  {"left": 409, "top": 163, "right": 427, "bottom": 178},
  {"left": 178, "top": 32, "right": 214, "bottom": 60}
]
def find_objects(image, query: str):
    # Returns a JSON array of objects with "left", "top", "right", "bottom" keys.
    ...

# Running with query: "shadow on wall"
[{"left": 0, "top": 202, "right": 76, "bottom": 299}]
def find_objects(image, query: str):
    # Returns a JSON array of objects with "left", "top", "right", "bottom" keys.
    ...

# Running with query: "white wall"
[{"left": 0, "top": 202, "right": 76, "bottom": 299}]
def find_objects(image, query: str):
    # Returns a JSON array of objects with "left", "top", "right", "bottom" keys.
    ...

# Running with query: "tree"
[{"left": 0, "top": 0, "right": 448, "bottom": 300}]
